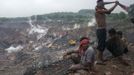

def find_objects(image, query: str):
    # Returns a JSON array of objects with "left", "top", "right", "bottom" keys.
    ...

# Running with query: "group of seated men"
[{"left": 63, "top": 28, "right": 129, "bottom": 74}]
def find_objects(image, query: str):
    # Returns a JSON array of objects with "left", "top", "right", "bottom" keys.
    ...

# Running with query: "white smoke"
[
  {"left": 62, "top": 18, "right": 95, "bottom": 31},
  {"left": 88, "top": 18, "right": 96, "bottom": 27},
  {"left": 73, "top": 24, "right": 80, "bottom": 29},
  {"left": 62, "top": 26, "right": 71, "bottom": 31},
  {"left": 62, "top": 24, "right": 80, "bottom": 31},
  {"left": 28, "top": 16, "right": 48, "bottom": 40},
  {"left": 5, "top": 45, "right": 23, "bottom": 53}
]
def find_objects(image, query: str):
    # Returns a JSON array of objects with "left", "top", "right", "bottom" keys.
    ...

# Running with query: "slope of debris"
[
  {"left": 0, "top": 16, "right": 96, "bottom": 75},
  {"left": 0, "top": 7, "right": 134, "bottom": 75},
  {"left": 31, "top": 45, "right": 134, "bottom": 75}
]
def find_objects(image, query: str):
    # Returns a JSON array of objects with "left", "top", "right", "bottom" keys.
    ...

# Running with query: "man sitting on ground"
[
  {"left": 117, "top": 31, "right": 129, "bottom": 54},
  {"left": 63, "top": 37, "right": 96, "bottom": 72},
  {"left": 106, "top": 28, "right": 129, "bottom": 66}
]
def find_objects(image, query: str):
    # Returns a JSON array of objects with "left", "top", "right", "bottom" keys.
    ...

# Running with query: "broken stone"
[
  {"left": 74, "top": 73, "right": 81, "bottom": 75},
  {"left": 7, "top": 53, "right": 16, "bottom": 61},
  {"left": 112, "top": 65, "right": 118, "bottom": 70},
  {"left": 104, "top": 71, "right": 112, "bottom": 75},
  {"left": 0, "top": 68, "right": 5, "bottom": 71},
  {"left": 77, "top": 70, "right": 89, "bottom": 75},
  {"left": 68, "top": 72, "right": 80, "bottom": 75},
  {"left": 24, "top": 66, "right": 36, "bottom": 75},
  {"left": 35, "top": 70, "right": 46, "bottom": 75},
  {"left": 67, "top": 70, "right": 89, "bottom": 75}
]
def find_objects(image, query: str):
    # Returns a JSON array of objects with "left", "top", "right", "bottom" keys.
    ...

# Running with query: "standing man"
[{"left": 95, "top": 0, "right": 118, "bottom": 64}]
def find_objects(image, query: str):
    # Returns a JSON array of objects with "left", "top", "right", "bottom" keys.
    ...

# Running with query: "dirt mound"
[{"left": 33, "top": 46, "right": 134, "bottom": 75}]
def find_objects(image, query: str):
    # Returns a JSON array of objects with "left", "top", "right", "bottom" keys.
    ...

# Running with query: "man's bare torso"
[{"left": 95, "top": 11, "right": 106, "bottom": 28}]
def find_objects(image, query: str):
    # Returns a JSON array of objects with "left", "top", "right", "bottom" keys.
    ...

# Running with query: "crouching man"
[
  {"left": 117, "top": 31, "right": 129, "bottom": 54},
  {"left": 63, "top": 37, "right": 96, "bottom": 73},
  {"left": 106, "top": 28, "right": 129, "bottom": 66}
]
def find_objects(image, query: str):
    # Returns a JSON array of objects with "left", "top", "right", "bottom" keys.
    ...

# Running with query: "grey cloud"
[{"left": 0, "top": 0, "right": 133, "bottom": 17}]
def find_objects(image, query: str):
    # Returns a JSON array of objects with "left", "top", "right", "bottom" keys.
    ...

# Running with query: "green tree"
[{"left": 118, "top": 12, "right": 127, "bottom": 19}]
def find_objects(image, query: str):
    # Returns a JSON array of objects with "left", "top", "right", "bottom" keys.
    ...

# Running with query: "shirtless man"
[{"left": 95, "top": 0, "right": 118, "bottom": 63}]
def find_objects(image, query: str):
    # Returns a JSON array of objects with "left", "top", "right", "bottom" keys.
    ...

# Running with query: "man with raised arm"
[{"left": 95, "top": 0, "right": 118, "bottom": 64}]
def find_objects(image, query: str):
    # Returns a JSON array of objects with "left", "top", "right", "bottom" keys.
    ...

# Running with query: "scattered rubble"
[{"left": 0, "top": 12, "right": 134, "bottom": 75}]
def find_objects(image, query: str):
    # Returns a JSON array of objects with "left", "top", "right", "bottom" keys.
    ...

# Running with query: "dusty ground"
[
  {"left": 34, "top": 45, "right": 134, "bottom": 75},
  {"left": 0, "top": 26, "right": 134, "bottom": 75},
  {"left": 0, "top": 45, "right": 134, "bottom": 75}
]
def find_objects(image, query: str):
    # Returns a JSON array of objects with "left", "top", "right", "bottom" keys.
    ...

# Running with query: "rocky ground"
[
  {"left": 0, "top": 43, "right": 133, "bottom": 75},
  {"left": 0, "top": 17, "right": 134, "bottom": 75},
  {"left": 32, "top": 44, "right": 134, "bottom": 75}
]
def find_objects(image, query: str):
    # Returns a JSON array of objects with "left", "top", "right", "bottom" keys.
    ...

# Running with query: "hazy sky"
[{"left": 0, "top": 0, "right": 133, "bottom": 17}]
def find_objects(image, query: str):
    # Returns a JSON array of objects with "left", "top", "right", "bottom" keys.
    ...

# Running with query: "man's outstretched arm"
[
  {"left": 103, "top": 1, "right": 116, "bottom": 5},
  {"left": 118, "top": 2, "right": 128, "bottom": 12},
  {"left": 63, "top": 49, "right": 79, "bottom": 58},
  {"left": 97, "top": 1, "right": 116, "bottom": 7},
  {"left": 108, "top": 3, "right": 118, "bottom": 13},
  {"left": 96, "top": 3, "right": 118, "bottom": 14}
]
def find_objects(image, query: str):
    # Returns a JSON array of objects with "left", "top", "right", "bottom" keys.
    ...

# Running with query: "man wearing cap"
[
  {"left": 63, "top": 37, "right": 96, "bottom": 71},
  {"left": 95, "top": 0, "right": 118, "bottom": 64}
]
